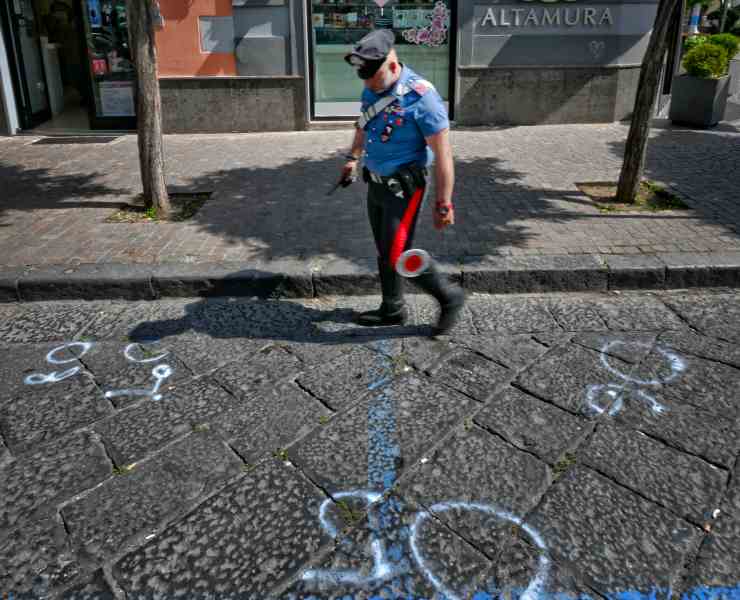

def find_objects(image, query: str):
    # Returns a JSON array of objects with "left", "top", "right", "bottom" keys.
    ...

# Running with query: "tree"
[
  {"left": 127, "top": 0, "right": 170, "bottom": 217},
  {"left": 616, "top": 0, "right": 682, "bottom": 203}
]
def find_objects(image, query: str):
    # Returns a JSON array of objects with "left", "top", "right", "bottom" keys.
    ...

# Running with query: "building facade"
[{"left": 0, "top": 0, "right": 684, "bottom": 136}]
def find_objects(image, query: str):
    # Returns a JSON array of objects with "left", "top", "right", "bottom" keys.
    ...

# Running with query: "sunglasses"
[
  {"left": 347, "top": 55, "right": 366, "bottom": 67},
  {"left": 345, "top": 55, "right": 386, "bottom": 79}
]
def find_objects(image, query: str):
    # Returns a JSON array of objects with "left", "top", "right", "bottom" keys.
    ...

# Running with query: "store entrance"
[
  {"left": 308, "top": 0, "right": 455, "bottom": 119},
  {"left": 1, "top": 0, "right": 136, "bottom": 133}
]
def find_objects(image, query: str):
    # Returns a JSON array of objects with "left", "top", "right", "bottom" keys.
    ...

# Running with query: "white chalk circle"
[
  {"left": 409, "top": 502, "right": 550, "bottom": 600},
  {"left": 46, "top": 341, "right": 93, "bottom": 364},
  {"left": 600, "top": 341, "right": 686, "bottom": 387},
  {"left": 25, "top": 367, "right": 80, "bottom": 385},
  {"left": 123, "top": 343, "right": 169, "bottom": 364}
]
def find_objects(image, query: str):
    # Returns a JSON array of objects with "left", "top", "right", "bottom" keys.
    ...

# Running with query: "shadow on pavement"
[
  {"left": 127, "top": 271, "right": 435, "bottom": 347},
  {"left": 0, "top": 163, "right": 131, "bottom": 222},
  {"left": 177, "top": 154, "right": 594, "bottom": 264}
]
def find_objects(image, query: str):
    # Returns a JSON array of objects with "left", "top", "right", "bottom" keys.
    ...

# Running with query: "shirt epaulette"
[{"left": 409, "top": 79, "right": 434, "bottom": 96}]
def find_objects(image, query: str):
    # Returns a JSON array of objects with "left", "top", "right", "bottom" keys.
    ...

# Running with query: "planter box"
[{"left": 669, "top": 74, "right": 730, "bottom": 128}]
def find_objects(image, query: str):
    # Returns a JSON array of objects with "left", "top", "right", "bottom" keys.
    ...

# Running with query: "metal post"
[{"left": 688, "top": 2, "right": 701, "bottom": 34}]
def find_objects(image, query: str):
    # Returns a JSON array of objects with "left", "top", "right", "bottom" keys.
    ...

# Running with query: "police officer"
[{"left": 339, "top": 28, "right": 464, "bottom": 335}]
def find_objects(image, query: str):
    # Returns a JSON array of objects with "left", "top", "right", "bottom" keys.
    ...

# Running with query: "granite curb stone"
[{"left": 0, "top": 252, "right": 739, "bottom": 301}]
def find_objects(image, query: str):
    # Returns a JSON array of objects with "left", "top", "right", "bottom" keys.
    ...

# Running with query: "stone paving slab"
[
  {"left": 582, "top": 424, "right": 727, "bottom": 525},
  {"left": 210, "top": 382, "right": 331, "bottom": 465},
  {"left": 451, "top": 333, "right": 552, "bottom": 370},
  {"left": 426, "top": 347, "right": 510, "bottom": 402},
  {"left": 467, "top": 295, "right": 562, "bottom": 335},
  {"left": 611, "top": 391, "right": 740, "bottom": 469},
  {"left": 401, "top": 427, "right": 551, "bottom": 554},
  {"left": 113, "top": 459, "right": 328, "bottom": 599},
  {"left": 0, "top": 341, "right": 87, "bottom": 403},
  {"left": 0, "top": 301, "right": 115, "bottom": 343},
  {"left": 78, "top": 340, "right": 193, "bottom": 409},
  {"left": 475, "top": 385, "right": 593, "bottom": 464},
  {"left": 0, "top": 431, "right": 110, "bottom": 531},
  {"left": 212, "top": 345, "right": 304, "bottom": 400},
  {"left": 91, "top": 374, "right": 244, "bottom": 467},
  {"left": 630, "top": 348, "right": 740, "bottom": 420},
  {"left": 687, "top": 460, "right": 740, "bottom": 591},
  {"left": 290, "top": 375, "right": 477, "bottom": 493},
  {"left": 526, "top": 465, "right": 702, "bottom": 595},
  {"left": 657, "top": 330, "right": 740, "bottom": 370},
  {"left": 0, "top": 515, "right": 82, "bottom": 597},
  {"left": 0, "top": 369, "right": 111, "bottom": 454},
  {"left": 61, "top": 432, "right": 242, "bottom": 561},
  {"left": 296, "top": 346, "right": 391, "bottom": 411},
  {"left": 57, "top": 570, "right": 114, "bottom": 600},
  {"left": 514, "top": 342, "right": 634, "bottom": 416},
  {"left": 662, "top": 291, "right": 740, "bottom": 344}
]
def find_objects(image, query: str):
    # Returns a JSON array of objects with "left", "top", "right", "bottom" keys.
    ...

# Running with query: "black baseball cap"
[{"left": 344, "top": 29, "right": 395, "bottom": 67}]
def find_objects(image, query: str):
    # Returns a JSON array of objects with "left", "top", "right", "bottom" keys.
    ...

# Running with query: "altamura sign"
[{"left": 479, "top": 5, "right": 614, "bottom": 27}]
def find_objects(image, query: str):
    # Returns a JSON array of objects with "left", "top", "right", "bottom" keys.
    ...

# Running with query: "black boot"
[
  {"left": 414, "top": 263, "right": 465, "bottom": 336},
  {"left": 356, "top": 258, "right": 408, "bottom": 326}
]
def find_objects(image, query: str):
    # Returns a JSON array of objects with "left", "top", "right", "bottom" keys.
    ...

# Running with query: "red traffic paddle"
[{"left": 395, "top": 249, "right": 431, "bottom": 278}]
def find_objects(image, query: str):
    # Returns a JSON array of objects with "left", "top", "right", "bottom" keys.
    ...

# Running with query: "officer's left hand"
[{"left": 434, "top": 202, "right": 455, "bottom": 230}]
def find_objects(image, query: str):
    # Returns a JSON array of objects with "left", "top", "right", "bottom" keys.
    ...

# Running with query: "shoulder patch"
[{"left": 410, "top": 79, "right": 434, "bottom": 96}]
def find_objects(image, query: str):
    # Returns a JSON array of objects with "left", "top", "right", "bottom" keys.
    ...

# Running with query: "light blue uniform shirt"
[{"left": 361, "top": 65, "right": 449, "bottom": 177}]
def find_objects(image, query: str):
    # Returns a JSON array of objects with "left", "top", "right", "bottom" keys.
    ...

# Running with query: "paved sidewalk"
[
  {"left": 0, "top": 289, "right": 738, "bottom": 598},
  {"left": 0, "top": 107, "right": 739, "bottom": 298}
]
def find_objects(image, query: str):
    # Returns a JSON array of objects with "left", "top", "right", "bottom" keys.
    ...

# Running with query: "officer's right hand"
[{"left": 340, "top": 161, "right": 357, "bottom": 185}]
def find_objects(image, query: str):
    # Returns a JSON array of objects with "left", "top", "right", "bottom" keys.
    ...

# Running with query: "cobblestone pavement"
[
  {"left": 0, "top": 288, "right": 738, "bottom": 598},
  {"left": 0, "top": 110, "right": 739, "bottom": 269}
]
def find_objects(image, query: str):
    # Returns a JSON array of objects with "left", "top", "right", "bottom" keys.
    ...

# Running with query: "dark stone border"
[{"left": 0, "top": 252, "right": 739, "bottom": 302}]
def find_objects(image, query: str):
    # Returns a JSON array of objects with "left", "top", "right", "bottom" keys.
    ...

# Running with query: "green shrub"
[
  {"left": 684, "top": 34, "right": 708, "bottom": 52},
  {"left": 708, "top": 7, "right": 740, "bottom": 33},
  {"left": 683, "top": 43, "right": 729, "bottom": 78},
  {"left": 708, "top": 33, "right": 740, "bottom": 59}
]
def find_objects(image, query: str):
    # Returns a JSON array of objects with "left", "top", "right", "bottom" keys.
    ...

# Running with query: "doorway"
[
  {"left": 307, "top": 0, "right": 456, "bottom": 119},
  {"left": 1, "top": 0, "right": 136, "bottom": 133}
]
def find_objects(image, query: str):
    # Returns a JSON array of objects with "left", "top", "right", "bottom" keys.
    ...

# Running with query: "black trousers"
[{"left": 366, "top": 177, "right": 427, "bottom": 267}]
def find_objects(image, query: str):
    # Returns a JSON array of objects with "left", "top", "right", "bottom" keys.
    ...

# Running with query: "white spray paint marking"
[
  {"left": 584, "top": 341, "right": 686, "bottom": 417},
  {"left": 303, "top": 490, "right": 403, "bottom": 585},
  {"left": 24, "top": 342, "right": 93, "bottom": 385},
  {"left": 46, "top": 342, "right": 93, "bottom": 364},
  {"left": 104, "top": 364, "right": 173, "bottom": 402},
  {"left": 409, "top": 502, "right": 550, "bottom": 600},
  {"left": 123, "top": 343, "right": 169, "bottom": 364}
]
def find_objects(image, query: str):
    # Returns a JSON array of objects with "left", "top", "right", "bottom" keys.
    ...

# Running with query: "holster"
[
  {"left": 396, "top": 164, "right": 427, "bottom": 198},
  {"left": 363, "top": 164, "right": 428, "bottom": 198}
]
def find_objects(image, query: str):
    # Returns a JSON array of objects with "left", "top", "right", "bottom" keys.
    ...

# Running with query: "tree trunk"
[
  {"left": 719, "top": 0, "right": 729, "bottom": 32},
  {"left": 616, "top": 0, "right": 682, "bottom": 204},
  {"left": 127, "top": 0, "right": 170, "bottom": 217}
]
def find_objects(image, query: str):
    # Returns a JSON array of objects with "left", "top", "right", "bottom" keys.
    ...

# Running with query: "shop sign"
[{"left": 479, "top": 4, "right": 614, "bottom": 28}]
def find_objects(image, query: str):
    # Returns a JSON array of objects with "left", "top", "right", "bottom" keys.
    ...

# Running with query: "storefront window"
[
  {"left": 82, "top": 0, "right": 135, "bottom": 120},
  {"left": 310, "top": 0, "right": 450, "bottom": 117}
]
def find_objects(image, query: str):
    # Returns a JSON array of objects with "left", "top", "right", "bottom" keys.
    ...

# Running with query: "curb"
[{"left": 1, "top": 253, "right": 739, "bottom": 303}]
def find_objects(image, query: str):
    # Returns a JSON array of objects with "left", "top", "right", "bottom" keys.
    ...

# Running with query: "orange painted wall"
[{"left": 156, "top": 0, "right": 237, "bottom": 77}]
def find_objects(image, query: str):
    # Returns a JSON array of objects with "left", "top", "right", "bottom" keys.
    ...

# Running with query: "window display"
[
  {"left": 310, "top": 0, "right": 450, "bottom": 117},
  {"left": 82, "top": 0, "right": 135, "bottom": 119}
]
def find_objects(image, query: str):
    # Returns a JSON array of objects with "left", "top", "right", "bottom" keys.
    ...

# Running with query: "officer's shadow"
[{"left": 127, "top": 271, "right": 434, "bottom": 348}]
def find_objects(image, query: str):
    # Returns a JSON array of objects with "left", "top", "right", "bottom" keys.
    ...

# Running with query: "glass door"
[
  {"left": 81, "top": 0, "right": 136, "bottom": 129},
  {"left": 2, "top": 0, "right": 52, "bottom": 129},
  {"left": 309, "top": 0, "right": 452, "bottom": 118}
]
